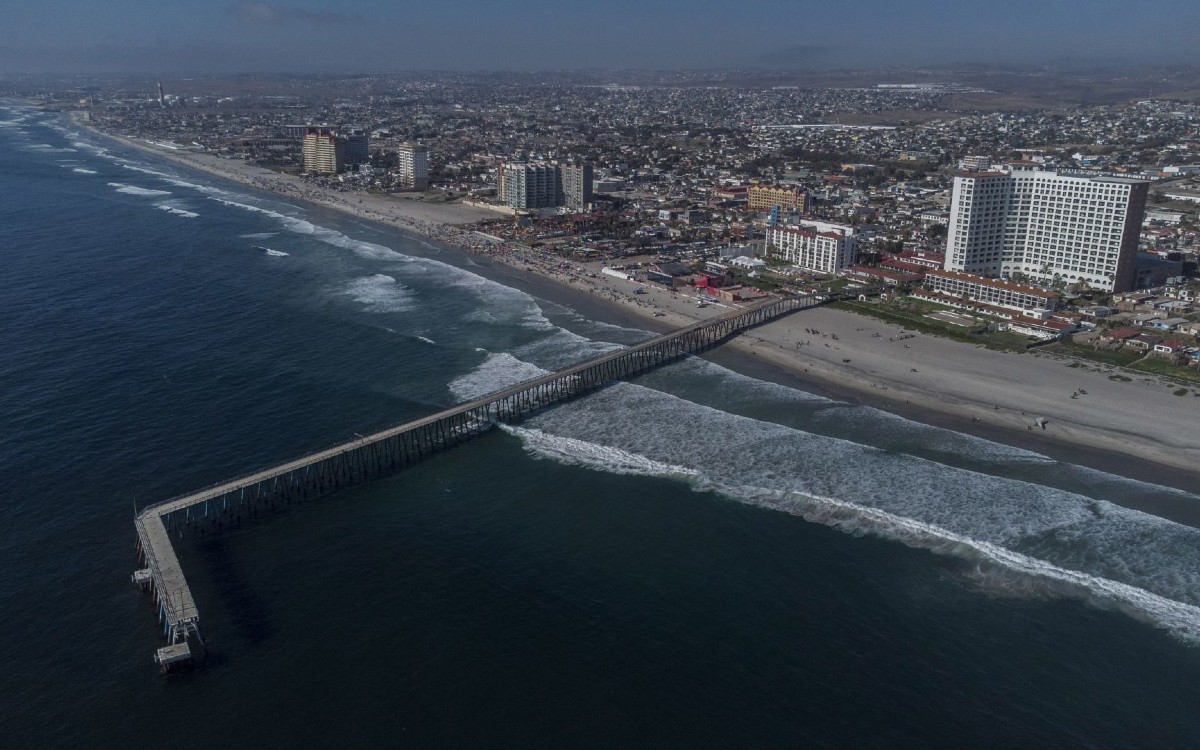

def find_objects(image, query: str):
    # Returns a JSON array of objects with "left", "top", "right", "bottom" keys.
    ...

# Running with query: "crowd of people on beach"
[
  {"left": 268, "top": 169, "right": 698, "bottom": 319},
  {"left": 139, "top": 150, "right": 709, "bottom": 327}
]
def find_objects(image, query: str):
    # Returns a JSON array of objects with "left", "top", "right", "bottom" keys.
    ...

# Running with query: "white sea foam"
[
  {"left": 345, "top": 274, "right": 413, "bottom": 313},
  {"left": 814, "top": 403, "right": 1056, "bottom": 464},
  {"left": 506, "top": 380, "right": 1200, "bottom": 637},
  {"left": 511, "top": 328, "right": 623, "bottom": 372},
  {"left": 415, "top": 335, "right": 436, "bottom": 344},
  {"left": 738, "top": 485, "right": 1200, "bottom": 641},
  {"left": 211, "top": 196, "right": 556, "bottom": 333},
  {"left": 109, "top": 182, "right": 172, "bottom": 197},
  {"left": 448, "top": 352, "right": 550, "bottom": 402},
  {"left": 70, "top": 141, "right": 110, "bottom": 158},
  {"left": 240, "top": 232, "right": 278, "bottom": 239},
  {"left": 618, "top": 354, "right": 1050, "bottom": 470},
  {"left": 213, "top": 197, "right": 424, "bottom": 260},
  {"left": 155, "top": 203, "right": 199, "bottom": 218},
  {"left": 455, "top": 294, "right": 553, "bottom": 333},
  {"left": 121, "top": 164, "right": 233, "bottom": 200},
  {"left": 161, "top": 177, "right": 235, "bottom": 197},
  {"left": 462, "top": 309, "right": 500, "bottom": 325},
  {"left": 572, "top": 315, "right": 654, "bottom": 340},
  {"left": 315, "top": 231, "right": 408, "bottom": 260},
  {"left": 502, "top": 424, "right": 702, "bottom": 481},
  {"left": 25, "top": 143, "right": 76, "bottom": 152},
  {"left": 264, "top": 248, "right": 288, "bottom": 257},
  {"left": 209, "top": 197, "right": 318, "bottom": 235},
  {"left": 521, "top": 304, "right": 556, "bottom": 331},
  {"left": 71, "top": 167, "right": 98, "bottom": 175},
  {"left": 120, "top": 164, "right": 176, "bottom": 179},
  {"left": 656, "top": 355, "right": 835, "bottom": 406}
]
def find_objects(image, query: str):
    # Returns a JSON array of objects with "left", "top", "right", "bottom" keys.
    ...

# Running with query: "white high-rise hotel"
[
  {"left": 765, "top": 220, "right": 856, "bottom": 275},
  {"left": 945, "top": 166, "right": 1148, "bottom": 292}
]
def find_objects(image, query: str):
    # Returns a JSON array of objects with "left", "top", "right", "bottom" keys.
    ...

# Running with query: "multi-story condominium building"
[
  {"left": 501, "top": 162, "right": 559, "bottom": 208},
  {"left": 396, "top": 143, "right": 429, "bottom": 190},
  {"left": 924, "top": 270, "right": 1061, "bottom": 313},
  {"left": 959, "top": 155, "right": 991, "bottom": 172},
  {"left": 946, "top": 166, "right": 1148, "bottom": 292},
  {"left": 765, "top": 220, "right": 856, "bottom": 275},
  {"left": 496, "top": 159, "right": 509, "bottom": 201},
  {"left": 342, "top": 128, "right": 370, "bottom": 166},
  {"left": 747, "top": 184, "right": 807, "bottom": 214},
  {"left": 500, "top": 160, "right": 594, "bottom": 210},
  {"left": 302, "top": 127, "right": 344, "bottom": 175},
  {"left": 561, "top": 161, "right": 593, "bottom": 209}
]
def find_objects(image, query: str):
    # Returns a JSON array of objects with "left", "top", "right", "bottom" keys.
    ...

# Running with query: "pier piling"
[{"left": 131, "top": 295, "right": 818, "bottom": 665}]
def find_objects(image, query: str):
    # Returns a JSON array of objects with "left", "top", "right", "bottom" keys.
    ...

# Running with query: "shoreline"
[
  {"left": 77, "top": 120, "right": 1199, "bottom": 502},
  {"left": 451, "top": 252, "right": 1200, "bottom": 522}
]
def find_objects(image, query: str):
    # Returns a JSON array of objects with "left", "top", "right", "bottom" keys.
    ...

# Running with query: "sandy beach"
[
  {"left": 86, "top": 125, "right": 1199, "bottom": 484},
  {"left": 507, "top": 261, "right": 1200, "bottom": 475},
  {"left": 87, "top": 130, "right": 502, "bottom": 228}
]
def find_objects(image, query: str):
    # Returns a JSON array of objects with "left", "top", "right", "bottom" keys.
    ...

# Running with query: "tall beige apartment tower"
[
  {"left": 396, "top": 143, "right": 429, "bottom": 190},
  {"left": 302, "top": 127, "right": 345, "bottom": 175}
]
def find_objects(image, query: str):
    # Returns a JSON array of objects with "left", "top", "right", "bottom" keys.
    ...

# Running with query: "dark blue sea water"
[{"left": 2, "top": 102, "right": 1199, "bottom": 748}]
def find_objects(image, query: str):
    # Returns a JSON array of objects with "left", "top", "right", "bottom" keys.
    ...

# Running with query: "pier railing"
[{"left": 131, "top": 293, "right": 818, "bottom": 666}]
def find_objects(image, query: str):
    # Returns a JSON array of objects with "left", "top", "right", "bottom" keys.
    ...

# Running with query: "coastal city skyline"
[
  {"left": 4, "top": 8, "right": 1200, "bottom": 744},
  {"left": 4, "top": 0, "right": 1200, "bottom": 74}
]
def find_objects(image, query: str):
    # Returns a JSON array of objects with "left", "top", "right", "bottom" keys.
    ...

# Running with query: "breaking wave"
[
  {"left": 344, "top": 274, "right": 413, "bottom": 313},
  {"left": 494, "top": 379, "right": 1200, "bottom": 641},
  {"left": 156, "top": 206, "right": 199, "bottom": 218},
  {"left": 108, "top": 182, "right": 171, "bottom": 197},
  {"left": 448, "top": 352, "right": 550, "bottom": 402},
  {"left": 502, "top": 424, "right": 702, "bottom": 481}
]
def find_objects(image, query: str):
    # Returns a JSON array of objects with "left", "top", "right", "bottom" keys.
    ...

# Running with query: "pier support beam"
[{"left": 130, "top": 295, "right": 815, "bottom": 667}]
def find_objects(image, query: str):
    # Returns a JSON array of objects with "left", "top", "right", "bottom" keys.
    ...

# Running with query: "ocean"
[{"left": 2, "top": 102, "right": 1199, "bottom": 748}]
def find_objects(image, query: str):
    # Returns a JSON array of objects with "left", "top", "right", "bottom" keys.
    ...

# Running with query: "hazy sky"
[{"left": 3, "top": 0, "right": 1198, "bottom": 74}]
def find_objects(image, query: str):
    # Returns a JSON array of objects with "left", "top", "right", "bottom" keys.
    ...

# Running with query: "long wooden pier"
[{"left": 131, "top": 294, "right": 817, "bottom": 667}]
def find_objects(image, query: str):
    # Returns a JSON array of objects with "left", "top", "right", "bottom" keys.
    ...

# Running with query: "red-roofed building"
[
  {"left": 1102, "top": 327, "right": 1142, "bottom": 342},
  {"left": 924, "top": 270, "right": 1061, "bottom": 314},
  {"left": 899, "top": 250, "right": 945, "bottom": 269},
  {"left": 1153, "top": 340, "right": 1186, "bottom": 356},
  {"left": 1129, "top": 334, "right": 1164, "bottom": 350},
  {"left": 879, "top": 256, "right": 930, "bottom": 276},
  {"left": 843, "top": 266, "right": 923, "bottom": 286}
]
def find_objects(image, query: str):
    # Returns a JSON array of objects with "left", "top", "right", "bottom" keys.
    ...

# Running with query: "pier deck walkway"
[{"left": 131, "top": 294, "right": 818, "bottom": 664}]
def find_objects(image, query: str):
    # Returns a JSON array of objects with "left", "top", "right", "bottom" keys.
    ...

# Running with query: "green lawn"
[
  {"left": 1045, "top": 342, "right": 1144, "bottom": 368},
  {"left": 831, "top": 300, "right": 1027, "bottom": 351},
  {"left": 1127, "top": 357, "right": 1200, "bottom": 384}
]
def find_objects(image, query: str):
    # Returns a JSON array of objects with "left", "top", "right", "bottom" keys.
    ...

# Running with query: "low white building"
[{"left": 730, "top": 256, "right": 767, "bottom": 270}]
